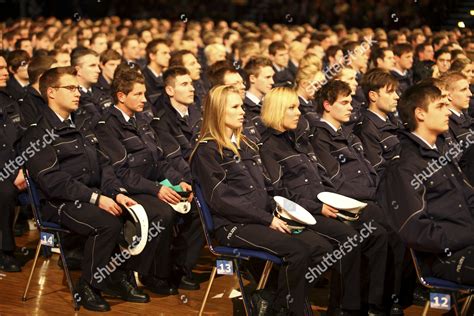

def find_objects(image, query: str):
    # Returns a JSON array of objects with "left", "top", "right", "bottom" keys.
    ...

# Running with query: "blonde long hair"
[
  {"left": 191, "top": 85, "right": 255, "bottom": 160},
  {"left": 261, "top": 87, "right": 299, "bottom": 131}
]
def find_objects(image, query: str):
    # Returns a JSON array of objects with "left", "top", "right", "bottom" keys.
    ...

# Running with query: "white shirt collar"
[
  {"left": 114, "top": 105, "right": 133, "bottom": 122},
  {"left": 147, "top": 65, "right": 161, "bottom": 78},
  {"left": 273, "top": 63, "right": 284, "bottom": 72},
  {"left": 55, "top": 112, "right": 72, "bottom": 123},
  {"left": 245, "top": 91, "right": 261, "bottom": 105},
  {"left": 172, "top": 106, "right": 189, "bottom": 118},
  {"left": 368, "top": 109, "right": 387, "bottom": 122},
  {"left": 411, "top": 132, "right": 437, "bottom": 150},
  {"left": 449, "top": 108, "right": 463, "bottom": 117},
  {"left": 320, "top": 118, "right": 340, "bottom": 132},
  {"left": 299, "top": 95, "right": 309, "bottom": 104},
  {"left": 231, "top": 134, "right": 237, "bottom": 144},
  {"left": 80, "top": 85, "right": 92, "bottom": 94},
  {"left": 391, "top": 68, "right": 407, "bottom": 76}
]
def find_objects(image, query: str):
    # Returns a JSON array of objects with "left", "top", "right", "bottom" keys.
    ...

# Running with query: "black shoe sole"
[
  {"left": 102, "top": 291, "right": 150, "bottom": 303},
  {"left": 79, "top": 302, "right": 111, "bottom": 312}
]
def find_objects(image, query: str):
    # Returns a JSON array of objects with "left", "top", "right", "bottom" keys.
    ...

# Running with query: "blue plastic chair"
[
  {"left": 21, "top": 169, "right": 79, "bottom": 311},
  {"left": 410, "top": 248, "right": 473, "bottom": 316},
  {"left": 194, "top": 183, "right": 284, "bottom": 316}
]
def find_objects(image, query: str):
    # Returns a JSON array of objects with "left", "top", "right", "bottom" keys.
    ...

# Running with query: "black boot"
[{"left": 0, "top": 251, "right": 21, "bottom": 272}]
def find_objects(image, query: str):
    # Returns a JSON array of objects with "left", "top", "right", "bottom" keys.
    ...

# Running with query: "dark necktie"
[
  {"left": 182, "top": 114, "right": 189, "bottom": 125},
  {"left": 65, "top": 118, "right": 75, "bottom": 128},
  {"left": 129, "top": 117, "right": 137, "bottom": 129}
]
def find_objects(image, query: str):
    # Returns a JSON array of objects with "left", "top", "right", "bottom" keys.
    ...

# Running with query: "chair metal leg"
[
  {"left": 13, "top": 206, "right": 21, "bottom": 229},
  {"left": 199, "top": 266, "right": 217, "bottom": 316},
  {"left": 421, "top": 300, "right": 430, "bottom": 316},
  {"left": 452, "top": 293, "right": 460, "bottom": 316},
  {"left": 57, "top": 233, "right": 80, "bottom": 311},
  {"left": 234, "top": 258, "right": 252, "bottom": 316},
  {"left": 256, "top": 261, "right": 273, "bottom": 290},
  {"left": 22, "top": 239, "right": 42, "bottom": 301},
  {"left": 461, "top": 294, "right": 473, "bottom": 316}
]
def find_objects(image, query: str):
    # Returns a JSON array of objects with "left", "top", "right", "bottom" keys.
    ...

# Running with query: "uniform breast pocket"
[
  {"left": 380, "top": 135, "right": 400, "bottom": 155},
  {"left": 53, "top": 139, "right": 82, "bottom": 158},
  {"left": 123, "top": 136, "right": 146, "bottom": 153},
  {"left": 280, "top": 155, "right": 311, "bottom": 188},
  {"left": 425, "top": 172, "right": 455, "bottom": 196},
  {"left": 127, "top": 150, "right": 152, "bottom": 168}
]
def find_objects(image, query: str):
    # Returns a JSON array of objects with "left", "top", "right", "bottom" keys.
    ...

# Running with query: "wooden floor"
[{"left": 0, "top": 230, "right": 464, "bottom": 315}]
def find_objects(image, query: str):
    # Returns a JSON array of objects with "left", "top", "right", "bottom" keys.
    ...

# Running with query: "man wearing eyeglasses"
[{"left": 22, "top": 67, "right": 154, "bottom": 312}]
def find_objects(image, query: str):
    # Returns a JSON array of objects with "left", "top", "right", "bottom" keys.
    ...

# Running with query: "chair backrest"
[
  {"left": 410, "top": 248, "right": 430, "bottom": 287},
  {"left": 23, "top": 169, "right": 44, "bottom": 228},
  {"left": 194, "top": 183, "right": 216, "bottom": 249}
]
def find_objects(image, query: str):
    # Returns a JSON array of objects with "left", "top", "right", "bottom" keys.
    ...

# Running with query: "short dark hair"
[
  {"left": 145, "top": 39, "right": 168, "bottom": 64},
  {"left": 370, "top": 47, "right": 392, "bottom": 66},
  {"left": 361, "top": 68, "right": 399, "bottom": 103},
  {"left": 244, "top": 57, "right": 272, "bottom": 79},
  {"left": 111, "top": 66, "right": 145, "bottom": 104},
  {"left": 392, "top": 43, "right": 413, "bottom": 57},
  {"left": 450, "top": 58, "right": 470, "bottom": 72},
  {"left": 14, "top": 38, "right": 31, "bottom": 51},
  {"left": 90, "top": 32, "right": 107, "bottom": 45},
  {"left": 163, "top": 66, "right": 190, "bottom": 88},
  {"left": 6, "top": 50, "right": 31, "bottom": 73},
  {"left": 398, "top": 83, "right": 442, "bottom": 131},
  {"left": 434, "top": 47, "right": 451, "bottom": 61},
  {"left": 169, "top": 50, "right": 193, "bottom": 68},
  {"left": 39, "top": 67, "right": 76, "bottom": 100},
  {"left": 268, "top": 41, "right": 287, "bottom": 56},
  {"left": 71, "top": 47, "right": 98, "bottom": 67},
  {"left": 28, "top": 55, "right": 57, "bottom": 84},
  {"left": 315, "top": 80, "right": 352, "bottom": 114},
  {"left": 100, "top": 49, "right": 121, "bottom": 65},
  {"left": 207, "top": 61, "right": 239, "bottom": 87}
]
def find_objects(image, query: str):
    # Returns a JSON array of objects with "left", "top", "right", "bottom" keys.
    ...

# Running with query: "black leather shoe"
[
  {"left": 76, "top": 278, "right": 110, "bottom": 312},
  {"left": 368, "top": 306, "right": 387, "bottom": 316},
  {"left": 103, "top": 276, "right": 150, "bottom": 303},
  {"left": 140, "top": 275, "right": 178, "bottom": 296},
  {"left": 179, "top": 275, "right": 200, "bottom": 290},
  {"left": 0, "top": 252, "right": 21, "bottom": 272}
]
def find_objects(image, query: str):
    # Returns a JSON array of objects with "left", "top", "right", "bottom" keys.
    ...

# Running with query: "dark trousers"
[
  {"left": 310, "top": 209, "right": 388, "bottom": 310},
  {"left": 128, "top": 194, "right": 175, "bottom": 279},
  {"left": 46, "top": 194, "right": 174, "bottom": 289},
  {"left": 215, "top": 223, "right": 333, "bottom": 316},
  {"left": 172, "top": 201, "right": 205, "bottom": 274},
  {"left": 432, "top": 246, "right": 474, "bottom": 285},
  {"left": 0, "top": 180, "right": 17, "bottom": 252}
]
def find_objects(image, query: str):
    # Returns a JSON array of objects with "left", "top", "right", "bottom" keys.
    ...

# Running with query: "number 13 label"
[
  {"left": 216, "top": 260, "right": 233, "bottom": 275},
  {"left": 430, "top": 293, "right": 451, "bottom": 310}
]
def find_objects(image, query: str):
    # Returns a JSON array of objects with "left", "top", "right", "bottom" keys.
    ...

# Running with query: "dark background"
[{"left": 0, "top": 0, "right": 469, "bottom": 30}]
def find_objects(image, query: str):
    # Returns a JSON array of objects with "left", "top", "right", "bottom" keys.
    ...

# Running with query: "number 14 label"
[
  {"left": 40, "top": 232, "right": 54, "bottom": 247},
  {"left": 216, "top": 260, "right": 233, "bottom": 275},
  {"left": 430, "top": 293, "right": 451, "bottom": 310}
]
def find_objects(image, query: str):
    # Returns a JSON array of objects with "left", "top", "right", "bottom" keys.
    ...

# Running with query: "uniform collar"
[
  {"left": 245, "top": 91, "right": 261, "bottom": 106},
  {"left": 113, "top": 105, "right": 135, "bottom": 122},
  {"left": 410, "top": 132, "right": 438, "bottom": 150}
]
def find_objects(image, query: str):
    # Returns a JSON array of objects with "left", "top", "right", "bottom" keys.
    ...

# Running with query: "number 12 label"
[{"left": 430, "top": 293, "right": 451, "bottom": 310}]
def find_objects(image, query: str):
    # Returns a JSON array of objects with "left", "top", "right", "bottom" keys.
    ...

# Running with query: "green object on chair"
[{"left": 159, "top": 179, "right": 183, "bottom": 192}]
